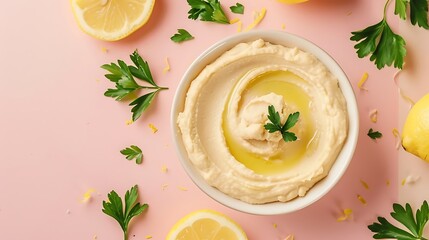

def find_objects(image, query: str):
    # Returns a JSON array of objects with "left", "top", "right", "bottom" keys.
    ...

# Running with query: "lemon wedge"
[
  {"left": 402, "top": 93, "right": 429, "bottom": 161},
  {"left": 166, "top": 209, "right": 248, "bottom": 240},
  {"left": 70, "top": 0, "right": 155, "bottom": 41},
  {"left": 277, "top": 0, "right": 309, "bottom": 4}
]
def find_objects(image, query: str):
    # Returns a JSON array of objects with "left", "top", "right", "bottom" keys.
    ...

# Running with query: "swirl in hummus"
[{"left": 177, "top": 39, "right": 348, "bottom": 204}]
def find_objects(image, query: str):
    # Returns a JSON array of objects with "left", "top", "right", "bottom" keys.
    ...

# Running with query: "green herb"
[
  {"left": 170, "top": 29, "right": 194, "bottom": 43},
  {"left": 187, "top": 0, "right": 230, "bottom": 24},
  {"left": 350, "top": 0, "right": 406, "bottom": 69},
  {"left": 264, "top": 105, "right": 300, "bottom": 142},
  {"left": 102, "top": 185, "right": 148, "bottom": 240},
  {"left": 368, "top": 128, "right": 383, "bottom": 140},
  {"left": 101, "top": 50, "right": 168, "bottom": 121},
  {"left": 351, "top": 0, "right": 429, "bottom": 69},
  {"left": 120, "top": 145, "right": 143, "bottom": 164},
  {"left": 368, "top": 201, "right": 429, "bottom": 239},
  {"left": 230, "top": 3, "right": 244, "bottom": 14},
  {"left": 395, "top": 0, "right": 429, "bottom": 29}
]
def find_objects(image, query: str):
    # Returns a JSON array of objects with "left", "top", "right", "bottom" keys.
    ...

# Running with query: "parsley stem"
[
  {"left": 138, "top": 86, "right": 169, "bottom": 90},
  {"left": 383, "top": 0, "right": 391, "bottom": 19}
]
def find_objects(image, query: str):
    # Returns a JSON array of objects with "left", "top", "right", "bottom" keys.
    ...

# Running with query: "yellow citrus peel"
[
  {"left": 148, "top": 123, "right": 158, "bottom": 133},
  {"left": 358, "top": 72, "right": 369, "bottom": 90},
  {"left": 244, "top": 8, "right": 266, "bottom": 31},
  {"left": 70, "top": 0, "right": 155, "bottom": 41},
  {"left": 166, "top": 209, "right": 248, "bottom": 240},
  {"left": 163, "top": 57, "right": 171, "bottom": 73},
  {"left": 360, "top": 180, "right": 369, "bottom": 190},
  {"left": 337, "top": 208, "right": 353, "bottom": 222},
  {"left": 369, "top": 109, "right": 378, "bottom": 123},
  {"left": 357, "top": 194, "right": 367, "bottom": 205}
]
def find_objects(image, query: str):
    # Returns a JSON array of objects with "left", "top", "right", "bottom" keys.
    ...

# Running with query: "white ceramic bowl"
[{"left": 171, "top": 30, "right": 359, "bottom": 215}]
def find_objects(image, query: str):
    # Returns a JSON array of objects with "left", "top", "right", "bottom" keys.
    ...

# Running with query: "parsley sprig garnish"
[
  {"left": 120, "top": 145, "right": 143, "bottom": 164},
  {"left": 351, "top": 0, "right": 429, "bottom": 69},
  {"left": 170, "top": 29, "right": 194, "bottom": 43},
  {"left": 368, "top": 201, "right": 429, "bottom": 240},
  {"left": 264, "top": 105, "right": 300, "bottom": 142},
  {"left": 187, "top": 0, "right": 230, "bottom": 24},
  {"left": 101, "top": 50, "right": 168, "bottom": 121},
  {"left": 368, "top": 128, "right": 383, "bottom": 140},
  {"left": 102, "top": 185, "right": 148, "bottom": 240}
]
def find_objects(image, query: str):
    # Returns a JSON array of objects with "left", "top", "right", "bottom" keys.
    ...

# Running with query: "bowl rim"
[{"left": 170, "top": 30, "right": 359, "bottom": 215}]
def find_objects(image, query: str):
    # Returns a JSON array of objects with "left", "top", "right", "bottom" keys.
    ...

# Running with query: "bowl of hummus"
[{"left": 171, "top": 30, "right": 359, "bottom": 215}]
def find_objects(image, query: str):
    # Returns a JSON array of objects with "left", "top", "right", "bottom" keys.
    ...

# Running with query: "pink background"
[{"left": 1, "top": 0, "right": 427, "bottom": 239}]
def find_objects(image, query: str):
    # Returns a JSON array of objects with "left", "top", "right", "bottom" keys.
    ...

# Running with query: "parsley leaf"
[
  {"left": 120, "top": 145, "right": 143, "bottom": 164},
  {"left": 351, "top": 18, "right": 406, "bottom": 69},
  {"left": 395, "top": 0, "right": 408, "bottom": 19},
  {"left": 170, "top": 29, "right": 194, "bottom": 43},
  {"left": 101, "top": 50, "right": 168, "bottom": 121},
  {"left": 352, "top": 0, "right": 429, "bottom": 69},
  {"left": 102, "top": 185, "right": 148, "bottom": 240},
  {"left": 396, "top": 0, "right": 429, "bottom": 28},
  {"left": 409, "top": 0, "right": 429, "bottom": 29},
  {"left": 368, "top": 201, "right": 429, "bottom": 240},
  {"left": 367, "top": 128, "right": 383, "bottom": 139},
  {"left": 264, "top": 105, "right": 300, "bottom": 142},
  {"left": 187, "top": 0, "right": 230, "bottom": 24},
  {"left": 230, "top": 3, "right": 244, "bottom": 14}
]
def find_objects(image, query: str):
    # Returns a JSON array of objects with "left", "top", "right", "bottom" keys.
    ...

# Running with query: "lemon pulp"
[
  {"left": 222, "top": 71, "right": 317, "bottom": 175},
  {"left": 166, "top": 210, "right": 247, "bottom": 240}
]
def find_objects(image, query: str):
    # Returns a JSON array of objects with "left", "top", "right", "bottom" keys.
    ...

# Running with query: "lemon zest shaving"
[
  {"left": 230, "top": 18, "right": 240, "bottom": 24},
  {"left": 281, "top": 23, "right": 286, "bottom": 30},
  {"left": 161, "top": 164, "right": 168, "bottom": 173},
  {"left": 357, "top": 194, "right": 367, "bottom": 205},
  {"left": 337, "top": 208, "right": 353, "bottom": 222},
  {"left": 163, "top": 57, "right": 170, "bottom": 73},
  {"left": 360, "top": 180, "right": 369, "bottom": 190},
  {"left": 393, "top": 69, "right": 415, "bottom": 108},
  {"left": 145, "top": 235, "right": 152, "bottom": 239},
  {"left": 284, "top": 235, "right": 295, "bottom": 240},
  {"left": 358, "top": 72, "right": 369, "bottom": 90},
  {"left": 369, "top": 109, "right": 378, "bottom": 123},
  {"left": 101, "top": 47, "right": 108, "bottom": 53},
  {"left": 401, "top": 178, "right": 406, "bottom": 186},
  {"left": 148, "top": 123, "right": 158, "bottom": 133},
  {"left": 81, "top": 188, "right": 95, "bottom": 203},
  {"left": 237, "top": 20, "right": 242, "bottom": 32},
  {"left": 273, "top": 223, "right": 277, "bottom": 228},
  {"left": 392, "top": 128, "right": 401, "bottom": 150},
  {"left": 386, "top": 180, "right": 391, "bottom": 186},
  {"left": 403, "top": 175, "right": 421, "bottom": 185},
  {"left": 126, "top": 119, "right": 133, "bottom": 125},
  {"left": 244, "top": 8, "right": 266, "bottom": 31},
  {"left": 392, "top": 128, "right": 399, "bottom": 137},
  {"left": 178, "top": 186, "right": 188, "bottom": 191}
]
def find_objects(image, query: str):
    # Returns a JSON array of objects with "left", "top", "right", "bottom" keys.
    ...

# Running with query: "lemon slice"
[
  {"left": 70, "top": 0, "right": 155, "bottom": 41},
  {"left": 277, "top": 0, "right": 308, "bottom": 3},
  {"left": 166, "top": 209, "right": 248, "bottom": 240}
]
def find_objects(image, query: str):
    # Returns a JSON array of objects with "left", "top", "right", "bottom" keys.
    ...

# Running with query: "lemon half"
[
  {"left": 166, "top": 210, "right": 248, "bottom": 240},
  {"left": 70, "top": 0, "right": 155, "bottom": 41},
  {"left": 402, "top": 93, "right": 429, "bottom": 161}
]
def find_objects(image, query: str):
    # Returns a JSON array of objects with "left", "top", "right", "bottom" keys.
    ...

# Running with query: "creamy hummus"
[{"left": 177, "top": 39, "right": 348, "bottom": 204}]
